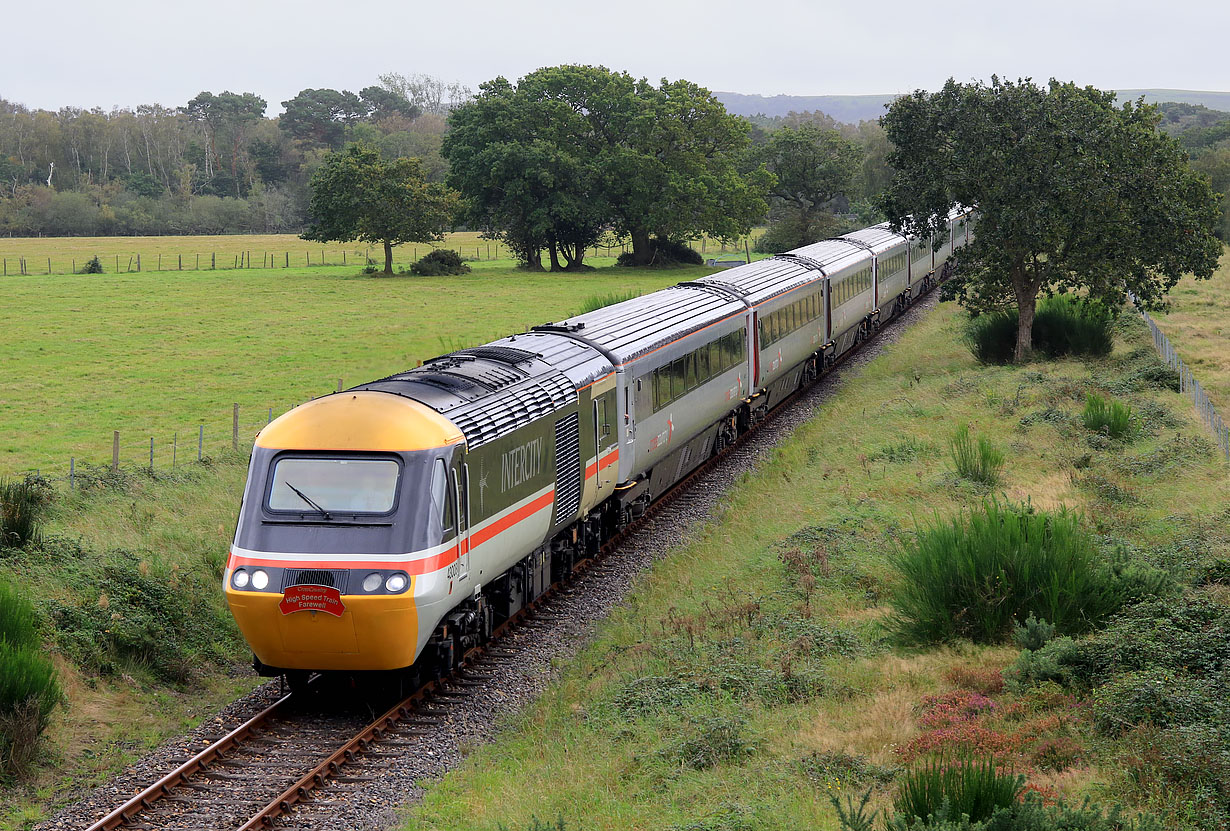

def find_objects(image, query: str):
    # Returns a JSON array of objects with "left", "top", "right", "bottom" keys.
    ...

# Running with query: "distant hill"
[{"left": 717, "top": 89, "right": 1230, "bottom": 124}]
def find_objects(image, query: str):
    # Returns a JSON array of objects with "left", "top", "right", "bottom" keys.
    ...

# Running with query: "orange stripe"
[
  {"left": 599, "top": 448, "right": 619, "bottom": 470},
  {"left": 470, "top": 489, "right": 555, "bottom": 547},
  {"left": 228, "top": 546, "right": 459, "bottom": 575}
]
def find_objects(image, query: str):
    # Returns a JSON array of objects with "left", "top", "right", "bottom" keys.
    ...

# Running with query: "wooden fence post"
[
  {"left": 232, "top": 403, "right": 239, "bottom": 451},
  {"left": 112, "top": 431, "right": 120, "bottom": 472},
  {"left": 149, "top": 437, "right": 154, "bottom": 472},
  {"left": 337, "top": 378, "right": 343, "bottom": 392},
  {"left": 198, "top": 425, "right": 203, "bottom": 461}
]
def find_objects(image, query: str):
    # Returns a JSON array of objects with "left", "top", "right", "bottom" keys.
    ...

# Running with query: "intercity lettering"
[{"left": 501, "top": 438, "right": 544, "bottom": 492}]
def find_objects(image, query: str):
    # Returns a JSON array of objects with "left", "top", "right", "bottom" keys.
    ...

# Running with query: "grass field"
[
  {"left": 0, "top": 231, "right": 759, "bottom": 276},
  {"left": 0, "top": 262, "right": 713, "bottom": 477},
  {"left": 402, "top": 302, "right": 1230, "bottom": 830},
  {"left": 1157, "top": 245, "right": 1230, "bottom": 409}
]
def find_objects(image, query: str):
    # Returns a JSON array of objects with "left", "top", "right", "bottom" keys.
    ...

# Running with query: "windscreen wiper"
[{"left": 285, "top": 481, "right": 331, "bottom": 519}]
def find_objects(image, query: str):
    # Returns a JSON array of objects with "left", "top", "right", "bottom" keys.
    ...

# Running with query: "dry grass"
[{"left": 1157, "top": 245, "right": 1230, "bottom": 409}]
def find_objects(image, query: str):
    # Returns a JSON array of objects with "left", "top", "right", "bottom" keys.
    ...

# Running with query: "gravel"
[{"left": 38, "top": 293, "right": 938, "bottom": 831}]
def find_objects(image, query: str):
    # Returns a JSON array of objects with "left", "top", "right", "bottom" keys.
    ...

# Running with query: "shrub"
[
  {"left": 80, "top": 255, "right": 103, "bottom": 274},
  {"left": 617, "top": 237, "right": 704, "bottom": 267},
  {"left": 893, "top": 756, "right": 1024, "bottom": 825},
  {"left": 0, "top": 580, "right": 37, "bottom": 649},
  {"left": 889, "top": 500, "right": 1140, "bottom": 645},
  {"left": 964, "top": 296, "right": 1114, "bottom": 364},
  {"left": 1082, "top": 393, "right": 1135, "bottom": 439},
  {"left": 410, "top": 248, "right": 471, "bottom": 276},
  {"left": 0, "top": 478, "right": 49, "bottom": 549},
  {"left": 1091, "top": 669, "right": 1225, "bottom": 735},
  {"left": 948, "top": 424, "right": 1004, "bottom": 486},
  {"left": 1013, "top": 613, "right": 1057, "bottom": 652}
]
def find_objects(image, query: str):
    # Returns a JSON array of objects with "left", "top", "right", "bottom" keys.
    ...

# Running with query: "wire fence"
[
  {"left": 1131, "top": 295, "right": 1230, "bottom": 461},
  {"left": 0, "top": 235, "right": 758, "bottom": 276}
]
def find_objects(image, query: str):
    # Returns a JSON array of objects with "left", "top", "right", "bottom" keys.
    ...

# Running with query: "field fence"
[
  {"left": 1131, "top": 294, "right": 1230, "bottom": 461},
  {"left": 1, "top": 236, "right": 754, "bottom": 277},
  {"left": 15, "top": 385, "right": 352, "bottom": 489}
]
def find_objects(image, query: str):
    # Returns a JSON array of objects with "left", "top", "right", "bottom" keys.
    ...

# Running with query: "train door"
[
  {"left": 592, "top": 390, "right": 616, "bottom": 500},
  {"left": 453, "top": 464, "right": 469, "bottom": 582},
  {"left": 751, "top": 310, "right": 761, "bottom": 387}
]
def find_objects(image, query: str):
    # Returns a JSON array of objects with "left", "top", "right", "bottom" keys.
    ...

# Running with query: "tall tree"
[
  {"left": 882, "top": 77, "right": 1223, "bottom": 362},
  {"left": 755, "top": 123, "right": 861, "bottom": 249},
  {"left": 302, "top": 143, "right": 459, "bottom": 274},
  {"left": 280, "top": 89, "right": 365, "bottom": 149},
  {"left": 183, "top": 91, "right": 266, "bottom": 195}
]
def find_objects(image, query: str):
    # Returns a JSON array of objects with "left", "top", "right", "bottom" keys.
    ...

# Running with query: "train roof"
[
  {"left": 348, "top": 347, "right": 577, "bottom": 449},
  {"left": 542, "top": 285, "right": 747, "bottom": 367},
  {"left": 782, "top": 239, "right": 874, "bottom": 275},
  {"left": 689, "top": 257, "right": 821, "bottom": 306},
  {"left": 840, "top": 224, "right": 908, "bottom": 254}
]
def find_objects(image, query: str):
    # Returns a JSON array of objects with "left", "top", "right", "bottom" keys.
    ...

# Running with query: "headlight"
[
  {"left": 252, "top": 569, "right": 270, "bottom": 590},
  {"left": 385, "top": 573, "right": 408, "bottom": 593},
  {"left": 362, "top": 572, "right": 382, "bottom": 592},
  {"left": 232, "top": 569, "right": 249, "bottom": 589}
]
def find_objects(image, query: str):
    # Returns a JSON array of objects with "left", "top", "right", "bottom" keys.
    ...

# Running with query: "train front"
[{"left": 224, "top": 391, "right": 464, "bottom": 674}]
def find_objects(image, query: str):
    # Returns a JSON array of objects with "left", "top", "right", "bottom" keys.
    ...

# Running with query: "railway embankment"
[{"left": 403, "top": 297, "right": 1229, "bottom": 830}]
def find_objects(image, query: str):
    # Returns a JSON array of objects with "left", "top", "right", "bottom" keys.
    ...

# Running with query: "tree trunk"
[
  {"left": 630, "top": 228, "right": 652, "bottom": 266},
  {"left": 561, "top": 240, "right": 585, "bottom": 270},
  {"left": 548, "top": 239, "right": 562, "bottom": 272},
  {"left": 1013, "top": 280, "right": 1038, "bottom": 363},
  {"left": 383, "top": 239, "right": 394, "bottom": 275}
]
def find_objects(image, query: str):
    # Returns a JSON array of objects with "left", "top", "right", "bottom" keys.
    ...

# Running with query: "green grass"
[
  {"left": 0, "top": 263, "right": 703, "bottom": 476},
  {"left": 401, "top": 299, "right": 1230, "bottom": 830}
]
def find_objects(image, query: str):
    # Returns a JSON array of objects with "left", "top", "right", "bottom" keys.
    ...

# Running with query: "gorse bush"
[
  {"left": 0, "top": 579, "right": 60, "bottom": 780},
  {"left": 0, "top": 477, "right": 49, "bottom": 548},
  {"left": 889, "top": 500, "right": 1148, "bottom": 645},
  {"left": 410, "top": 248, "right": 471, "bottom": 276},
  {"left": 1082, "top": 393, "right": 1135, "bottom": 439},
  {"left": 79, "top": 255, "right": 103, "bottom": 274},
  {"left": 964, "top": 295, "right": 1114, "bottom": 364},
  {"left": 894, "top": 756, "right": 1023, "bottom": 825},
  {"left": 948, "top": 424, "right": 1004, "bottom": 485}
]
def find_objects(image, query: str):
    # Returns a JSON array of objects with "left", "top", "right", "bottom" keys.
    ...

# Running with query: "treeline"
[
  {"left": 0, "top": 73, "right": 463, "bottom": 236},
  {"left": 1157, "top": 103, "right": 1230, "bottom": 240}
]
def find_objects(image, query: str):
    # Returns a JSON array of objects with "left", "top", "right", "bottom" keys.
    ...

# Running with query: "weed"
[
  {"left": 668, "top": 805, "right": 760, "bottom": 831},
  {"left": 660, "top": 715, "right": 756, "bottom": 770},
  {"left": 1081, "top": 393, "right": 1135, "bottom": 439},
  {"left": 614, "top": 675, "right": 707, "bottom": 715},
  {"left": 0, "top": 580, "right": 61, "bottom": 780},
  {"left": 893, "top": 755, "right": 1024, "bottom": 824},
  {"left": 948, "top": 425, "right": 1004, "bottom": 486},
  {"left": 799, "top": 750, "right": 896, "bottom": 789},
  {"left": 868, "top": 437, "right": 939, "bottom": 463},
  {"left": 944, "top": 665, "right": 1006, "bottom": 696}
]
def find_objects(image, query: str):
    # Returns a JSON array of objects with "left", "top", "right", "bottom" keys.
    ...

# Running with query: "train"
[{"left": 223, "top": 208, "right": 975, "bottom": 686}]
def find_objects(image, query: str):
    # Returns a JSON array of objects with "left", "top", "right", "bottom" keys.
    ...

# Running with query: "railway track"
[{"left": 81, "top": 285, "right": 943, "bottom": 831}]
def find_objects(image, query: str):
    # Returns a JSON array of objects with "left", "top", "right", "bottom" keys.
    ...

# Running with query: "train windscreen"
[{"left": 267, "top": 457, "right": 400, "bottom": 515}]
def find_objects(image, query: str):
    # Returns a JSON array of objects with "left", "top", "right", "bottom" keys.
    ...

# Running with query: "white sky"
[{"left": 3, "top": 0, "right": 1228, "bottom": 112}]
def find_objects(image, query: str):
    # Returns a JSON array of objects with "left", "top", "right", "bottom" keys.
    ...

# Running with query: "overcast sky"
[{"left": 4, "top": 0, "right": 1228, "bottom": 112}]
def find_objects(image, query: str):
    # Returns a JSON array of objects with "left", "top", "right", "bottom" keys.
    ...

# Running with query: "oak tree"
[
  {"left": 302, "top": 144, "right": 459, "bottom": 275},
  {"left": 882, "top": 77, "right": 1223, "bottom": 362}
]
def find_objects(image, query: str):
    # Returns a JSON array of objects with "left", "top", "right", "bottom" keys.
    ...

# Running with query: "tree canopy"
[
  {"left": 443, "top": 65, "right": 770, "bottom": 269},
  {"left": 754, "top": 123, "right": 861, "bottom": 250},
  {"left": 882, "top": 77, "right": 1223, "bottom": 362},
  {"left": 301, "top": 144, "right": 460, "bottom": 274}
]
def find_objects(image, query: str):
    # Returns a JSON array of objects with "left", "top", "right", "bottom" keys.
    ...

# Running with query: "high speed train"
[{"left": 224, "top": 208, "right": 974, "bottom": 685}]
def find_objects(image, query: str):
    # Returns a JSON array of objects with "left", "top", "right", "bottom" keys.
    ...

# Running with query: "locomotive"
[{"left": 224, "top": 209, "right": 974, "bottom": 684}]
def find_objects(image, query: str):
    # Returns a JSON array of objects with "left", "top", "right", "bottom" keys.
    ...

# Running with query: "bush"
[
  {"left": 1082, "top": 393, "right": 1135, "bottom": 439},
  {"left": 617, "top": 237, "right": 704, "bottom": 267},
  {"left": 410, "top": 248, "right": 471, "bottom": 276},
  {"left": 1091, "top": 669, "right": 1226, "bottom": 735},
  {"left": 1012, "top": 613, "right": 1057, "bottom": 652},
  {"left": 0, "top": 579, "right": 60, "bottom": 780},
  {"left": 79, "top": 255, "right": 104, "bottom": 274},
  {"left": 964, "top": 296, "right": 1114, "bottom": 364},
  {"left": 0, "top": 477, "right": 49, "bottom": 549},
  {"left": 889, "top": 500, "right": 1142, "bottom": 645},
  {"left": 893, "top": 756, "right": 1023, "bottom": 825},
  {"left": 948, "top": 424, "right": 1004, "bottom": 486}
]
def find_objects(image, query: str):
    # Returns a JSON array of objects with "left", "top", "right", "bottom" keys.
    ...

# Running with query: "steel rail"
[
  {"left": 84, "top": 693, "right": 293, "bottom": 831},
  {"left": 85, "top": 275, "right": 942, "bottom": 831}
]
